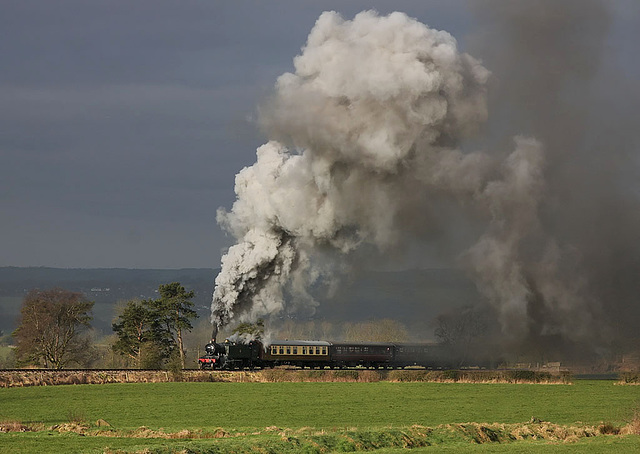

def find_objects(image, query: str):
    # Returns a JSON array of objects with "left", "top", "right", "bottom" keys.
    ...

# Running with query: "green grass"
[
  {"left": 0, "top": 380, "right": 639, "bottom": 453},
  {"left": 2, "top": 381, "right": 638, "bottom": 430},
  {"left": 378, "top": 436, "right": 640, "bottom": 453},
  {"left": 0, "top": 434, "right": 640, "bottom": 454},
  {"left": 0, "top": 427, "right": 638, "bottom": 454}
]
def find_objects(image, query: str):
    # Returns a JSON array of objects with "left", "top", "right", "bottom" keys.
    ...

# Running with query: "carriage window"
[
  {"left": 286, "top": 347, "right": 291, "bottom": 355},
  {"left": 271, "top": 346, "right": 277, "bottom": 354},
  {"left": 279, "top": 347, "right": 284, "bottom": 355},
  {"left": 364, "top": 347, "right": 369, "bottom": 352},
  {"left": 322, "top": 347, "right": 327, "bottom": 355},
  {"left": 293, "top": 347, "right": 298, "bottom": 355},
  {"left": 302, "top": 347, "right": 307, "bottom": 355}
]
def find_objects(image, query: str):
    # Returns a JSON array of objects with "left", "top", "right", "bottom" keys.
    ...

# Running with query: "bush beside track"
[
  {"left": 620, "top": 372, "right": 640, "bottom": 384},
  {"left": 0, "top": 368, "right": 571, "bottom": 387}
]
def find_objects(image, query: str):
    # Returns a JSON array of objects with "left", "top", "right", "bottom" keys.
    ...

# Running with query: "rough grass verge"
[
  {"left": 386, "top": 369, "right": 572, "bottom": 384},
  {"left": 0, "top": 368, "right": 571, "bottom": 387},
  {"left": 2, "top": 420, "right": 639, "bottom": 453}
]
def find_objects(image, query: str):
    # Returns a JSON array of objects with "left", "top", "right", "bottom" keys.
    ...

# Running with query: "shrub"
[
  {"left": 626, "top": 409, "right": 640, "bottom": 435},
  {"left": 388, "top": 370, "right": 428, "bottom": 382},
  {"left": 0, "top": 420, "right": 30, "bottom": 433},
  {"left": 66, "top": 409, "right": 87, "bottom": 425},
  {"left": 332, "top": 370, "right": 359, "bottom": 382},
  {"left": 441, "top": 370, "right": 460, "bottom": 381},
  {"left": 598, "top": 422, "right": 620, "bottom": 435},
  {"left": 302, "top": 370, "right": 327, "bottom": 381},
  {"left": 510, "top": 370, "right": 536, "bottom": 382},
  {"left": 357, "top": 370, "right": 382, "bottom": 382}
]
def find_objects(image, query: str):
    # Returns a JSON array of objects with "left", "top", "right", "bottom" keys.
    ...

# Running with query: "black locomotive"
[{"left": 198, "top": 338, "right": 459, "bottom": 370}]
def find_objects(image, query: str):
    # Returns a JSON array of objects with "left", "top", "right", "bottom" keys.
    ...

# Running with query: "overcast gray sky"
[{"left": 1, "top": 0, "right": 638, "bottom": 269}]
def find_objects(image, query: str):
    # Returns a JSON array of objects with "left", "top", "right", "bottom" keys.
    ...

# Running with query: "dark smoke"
[{"left": 468, "top": 0, "right": 640, "bottom": 349}]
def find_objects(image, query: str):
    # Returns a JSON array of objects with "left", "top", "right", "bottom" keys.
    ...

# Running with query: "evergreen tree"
[
  {"left": 155, "top": 282, "right": 198, "bottom": 368},
  {"left": 232, "top": 319, "right": 265, "bottom": 340},
  {"left": 111, "top": 299, "right": 172, "bottom": 368},
  {"left": 111, "top": 282, "right": 198, "bottom": 369}
]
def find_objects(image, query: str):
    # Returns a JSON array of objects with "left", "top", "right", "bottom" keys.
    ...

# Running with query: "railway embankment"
[{"left": 0, "top": 368, "right": 572, "bottom": 387}]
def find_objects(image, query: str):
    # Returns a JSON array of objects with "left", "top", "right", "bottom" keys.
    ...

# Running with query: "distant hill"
[{"left": 0, "top": 267, "right": 482, "bottom": 338}]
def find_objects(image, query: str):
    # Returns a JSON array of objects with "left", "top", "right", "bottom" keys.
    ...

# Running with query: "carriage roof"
[{"left": 267, "top": 340, "right": 331, "bottom": 347}]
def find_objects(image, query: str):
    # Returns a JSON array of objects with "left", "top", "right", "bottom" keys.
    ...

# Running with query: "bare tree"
[
  {"left": 13, "top": 288, "right": 94, "bottom": 369},
  {"left": 319, "top": 320, "right": 335, "bottom": 340},
  {"left": 434, "top": 305, "right": 487, "bottom": 366},
  {"left": 344, "top": 319, "right": 408, "bottom": 342}
]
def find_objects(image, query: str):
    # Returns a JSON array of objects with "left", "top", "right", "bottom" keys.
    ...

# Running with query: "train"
[{"left": 198, "top": 338, "right": 461, "bottom": 370}]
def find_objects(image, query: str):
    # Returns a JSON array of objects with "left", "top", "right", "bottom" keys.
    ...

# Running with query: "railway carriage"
[
  {"left": 263, "top": 340, "right": 331, "bottom": 368},
  {"left": 330, "top": 342, "right": 394, "bottom": 368}
]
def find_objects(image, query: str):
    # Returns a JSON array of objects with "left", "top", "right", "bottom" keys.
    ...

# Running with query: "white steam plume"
[{"left": 211, "top": 11, "right": 580, "bottom": 339}]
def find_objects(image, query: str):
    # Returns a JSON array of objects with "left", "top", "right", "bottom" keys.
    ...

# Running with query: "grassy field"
[{"left": 0, "top": 380, "right": 639, "bottom": 453}]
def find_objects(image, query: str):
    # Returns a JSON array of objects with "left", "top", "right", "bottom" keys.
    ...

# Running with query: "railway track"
[{"left": 0, "top": 368, "right": 204, "bottom": 373}]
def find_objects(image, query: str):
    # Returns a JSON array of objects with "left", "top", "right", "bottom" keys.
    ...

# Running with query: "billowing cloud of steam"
[{"left": 211, "top": 10, "right": 594, "bottom": 341}]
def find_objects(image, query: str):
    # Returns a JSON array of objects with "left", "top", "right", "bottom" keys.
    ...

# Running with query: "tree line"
[
  {"left": 11, "top": 282, "right": 199, "bottom": 370},
  {"left": 7, "top": 283, "right": 486, "bottom": 370}
]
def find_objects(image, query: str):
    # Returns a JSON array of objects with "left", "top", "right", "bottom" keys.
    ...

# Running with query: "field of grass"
[{"left": 0, "top": 380, "right": 639, "bottom": 453}]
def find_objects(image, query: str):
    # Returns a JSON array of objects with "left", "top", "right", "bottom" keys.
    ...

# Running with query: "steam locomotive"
[{"left": 198, "top": 338, "right": 459, "bottom": 370}]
